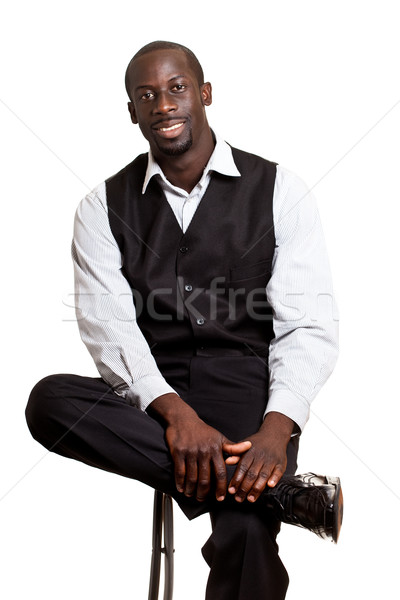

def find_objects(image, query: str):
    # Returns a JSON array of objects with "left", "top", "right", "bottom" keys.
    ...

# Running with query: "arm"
[
  {"left": 72, "top": 182, "right": 177, "bottom": 406},
  {"left": 227, "top": 167, "right": 339, "bottom": 502},
  {"left": 72, "top": 183, "right": 249, "bottom": 500}
]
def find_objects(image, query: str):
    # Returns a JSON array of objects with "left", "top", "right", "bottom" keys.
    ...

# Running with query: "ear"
[
  {"left": 127, "top": 101, "right": 138, "bottom": 124},
  {"left": 200, "top": 82, "right": 212, "bottom": 107}
]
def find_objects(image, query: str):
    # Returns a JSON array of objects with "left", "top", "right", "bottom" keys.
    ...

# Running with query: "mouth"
[
  {"left": 152, "top": 120, "right": 186, "bottom": 139},
  {"left": 158, "top": 122, "right": 184, "bottom": 132}
]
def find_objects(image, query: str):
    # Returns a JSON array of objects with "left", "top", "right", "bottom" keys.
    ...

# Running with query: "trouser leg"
[
  {"left": 25, "top": 373, "right": 207, "bottom": 518},
  {"left": 202, "top": 504, "right": 288, "bottom": 600},
  {"left": 179, "top": 356, "right": 299, "bottom": 600},
  {"left": 201, "top": 441, "right": 298, "bottom": 600},
  {"left": 26, "top": 370, "right": 216, "bottom": 520}
]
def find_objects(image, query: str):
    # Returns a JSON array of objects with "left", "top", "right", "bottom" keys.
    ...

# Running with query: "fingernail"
[
  {"left": 248, "top": 495, "right": 255, "bottom": 502},
  {"left": 228, "top": 486, "right": 236, "bottom": 494},
  {"left": 235, "top": 496, "right": 244, "bottom": 503},
  {"left": 217, "top": 495, "right": 225, "bottom": 502}
]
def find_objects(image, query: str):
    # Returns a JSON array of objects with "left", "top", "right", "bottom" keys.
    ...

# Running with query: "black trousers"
[{"left": 26, "top": 355, "right": 299, "bottom": 600}]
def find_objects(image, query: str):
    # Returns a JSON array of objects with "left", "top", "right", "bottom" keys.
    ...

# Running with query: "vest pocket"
[{"left": 228, "top": 258, "right": 272, "bottom": 283}]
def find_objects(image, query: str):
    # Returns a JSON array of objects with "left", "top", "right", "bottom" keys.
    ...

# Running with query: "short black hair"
[{"left": 125, "top": 40, "right": 204, "bottom": 100}]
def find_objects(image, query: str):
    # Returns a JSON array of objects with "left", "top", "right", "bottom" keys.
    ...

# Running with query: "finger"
[
  {"left": 222, "top": 440, "right": 252, "bottom": 455},
  {"left": 225, "top": 455, "right": 240, "bottom": 465},
  {"left": 267, "top": 464, "right": 285, "bottom": 488},
  {"left": 246, "top": 470, "right": 271, "bottom": 502},
  {"left": 184, "top": 456, "right": 198, "bottom": 497},
  {"left": 212, "top": 452, "right": 228, "bottom": 501},
  {"left": 227, "top": 453, "right": 254, "bottom": 496},
  {"left": 173, "top": 453, "right": 186, "bottom": 493},
  {"left": 232, "top": 460, "right": 263, "bottom": 503},
  {"left": 196, "top": 458, "right": 211, "bottom": 502},
  {"left": 239, "top": 464, "right": 285, "bottom": 502}
]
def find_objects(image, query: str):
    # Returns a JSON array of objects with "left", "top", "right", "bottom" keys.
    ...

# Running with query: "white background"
[{"left": 1, "top": 1, "right": 399, "bottom": 598}]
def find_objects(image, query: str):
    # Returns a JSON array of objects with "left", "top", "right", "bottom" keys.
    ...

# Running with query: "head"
[{"left": 125, "top": 41, "right": 212, "bottom": 158}]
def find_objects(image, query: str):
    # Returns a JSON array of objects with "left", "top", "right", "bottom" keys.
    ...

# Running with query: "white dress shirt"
[{"left": 72, "top": 133, "right": 338, "bottom": 431}]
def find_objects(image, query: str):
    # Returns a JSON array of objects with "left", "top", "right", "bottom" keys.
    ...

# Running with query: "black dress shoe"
[{"left": 264, "top": 473, "right": 343, "bottom": 543}]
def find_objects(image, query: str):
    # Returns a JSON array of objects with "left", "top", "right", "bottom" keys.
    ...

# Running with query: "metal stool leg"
[
  {"left": 148, "top": 491, "right": 163, "bottom": 600},
  {"left": 162, "top": 494, "right": 174, "bottom": 600},
  {"left": 148, "top": 491, "right": 174, "bottom": 600}
]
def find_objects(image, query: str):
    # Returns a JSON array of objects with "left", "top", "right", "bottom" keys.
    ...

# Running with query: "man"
[{"left": 26, "top": 41, "right": 341, "bottom": 600}]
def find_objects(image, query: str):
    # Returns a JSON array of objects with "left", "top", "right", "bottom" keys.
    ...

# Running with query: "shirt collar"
[{"left": 142, "top": 131, "right": 241, "bottom": 194}]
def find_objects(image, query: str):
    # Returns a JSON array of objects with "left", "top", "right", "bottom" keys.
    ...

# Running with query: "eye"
[
  {"left": 140, "top": 91, "right": 155, "bottom": 101},
  {"left": 172, "top": 84, "right": 187, "bottom": 92}
]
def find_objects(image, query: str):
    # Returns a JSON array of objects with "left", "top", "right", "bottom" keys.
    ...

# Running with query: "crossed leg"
[{"left": 26, "top": 357, "right": 298, "bottom": 600}]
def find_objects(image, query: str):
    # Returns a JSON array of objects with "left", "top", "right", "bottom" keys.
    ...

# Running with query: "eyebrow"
[{"left": 135, "top": 75, "right": 187, "bottom": 92}]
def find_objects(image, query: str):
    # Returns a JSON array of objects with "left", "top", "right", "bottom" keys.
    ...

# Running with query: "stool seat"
[{"left": 148, "top": 491, "right": 174, "bottom": 600}]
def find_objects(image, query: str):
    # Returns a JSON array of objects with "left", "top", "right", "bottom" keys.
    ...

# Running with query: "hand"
[
  {"left": 166, "top": 417, "right": 251, "bottom": 502},
  {"left": 227, "top": 412, "right": 294, "bottom": 503},
  {"left": 149, "top": 393, "right": 251, "bottom": 502}
]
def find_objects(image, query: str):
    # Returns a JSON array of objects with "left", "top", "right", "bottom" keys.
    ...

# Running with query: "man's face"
[{"left": 127, "top": 49, "right": 212, "bottom": 158}]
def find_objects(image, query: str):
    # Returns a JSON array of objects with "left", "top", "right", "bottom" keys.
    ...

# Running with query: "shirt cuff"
[
  {"left": 126, "top": 376, "right": 178, "bottom": 412},
  {"left": 264, "top": 389, "right": 311, "bottom": 433}
]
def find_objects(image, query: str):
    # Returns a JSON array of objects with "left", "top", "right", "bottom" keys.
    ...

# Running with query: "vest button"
[
  {"left": 185, "top": 284, "right": 193, "bottom": 292},
  {"left": 196, "top": 317, "right": 205, "bottom": 326},
  {"left": 179, "top": 246, "right": 188, "bottom": 253}
]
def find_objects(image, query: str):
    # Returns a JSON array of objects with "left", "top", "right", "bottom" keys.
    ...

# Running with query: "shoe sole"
[{"left": 326, "top": 476, "right": 343, "bottom": 543}]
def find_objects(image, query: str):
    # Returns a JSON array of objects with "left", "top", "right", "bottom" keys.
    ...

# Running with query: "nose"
[{"left": 153, "top": 91, "right": 177, "bottom": 114}]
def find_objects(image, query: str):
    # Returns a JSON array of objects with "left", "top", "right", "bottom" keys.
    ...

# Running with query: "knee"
[
  {"left": 203, "top": 507, "right": 289, "bottom": 594},
  {"left": 207, "top": 504, "right": 282, "bottom": 557},
  {"left": 25, "top": 374, "right": 66, "bottom": 444},
  {"left": 211, "top": 505, "right": 271, "bottom": 542}
]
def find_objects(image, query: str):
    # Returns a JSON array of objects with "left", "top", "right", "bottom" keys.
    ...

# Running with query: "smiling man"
[
  {"left": 26, "top": 41, "right": 341, "bottom": 600},
  {"left": 126, "top": 44, "right": 215, "bottom": 194}
]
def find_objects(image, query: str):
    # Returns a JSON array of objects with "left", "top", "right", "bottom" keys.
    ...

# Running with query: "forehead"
[{"left": 129, "top": 49, "right": 195, "bottom": 90}]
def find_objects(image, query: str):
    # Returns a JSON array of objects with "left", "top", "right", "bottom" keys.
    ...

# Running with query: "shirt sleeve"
[
  {"left": 71, "top": 182, "right": 178, "bottom": 411},
  {"left": 265, "top": 166, "right": 339, "bottom": 431}
]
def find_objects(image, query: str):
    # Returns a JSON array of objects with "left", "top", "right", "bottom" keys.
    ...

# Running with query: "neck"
[{"left": 154, "top": 127, "right": 215, "bottom": 193}]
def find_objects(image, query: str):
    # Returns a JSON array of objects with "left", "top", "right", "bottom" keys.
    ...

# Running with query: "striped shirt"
[{"left": 71, "top": 134, "right": 338, "bottom": 431}]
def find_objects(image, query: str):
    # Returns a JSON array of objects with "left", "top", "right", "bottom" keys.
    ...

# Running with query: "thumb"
[
  {"left": 222, "top": 440, "right": 252, "bottom": 465},
  {"left": 225, "top": 455, "right": 241, "bottom": 465},
  {"left": 222, "top": 440, "right": 252, "bottom": 456}
]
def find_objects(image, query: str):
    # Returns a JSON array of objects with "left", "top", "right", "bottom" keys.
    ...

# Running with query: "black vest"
[{"left": 106, "top": 147, "right": 277, "bottom": 357}]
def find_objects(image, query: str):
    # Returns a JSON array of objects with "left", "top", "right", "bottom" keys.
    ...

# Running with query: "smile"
[{"left": 158, "top": 122, "right": 184, "bottom": 132}]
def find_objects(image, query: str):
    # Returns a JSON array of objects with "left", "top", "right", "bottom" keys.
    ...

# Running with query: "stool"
[{"left": 148, "top": 491, "right": 174, "bottom": 600}]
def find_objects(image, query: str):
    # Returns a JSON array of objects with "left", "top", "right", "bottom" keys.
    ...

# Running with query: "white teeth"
[{"left": 159, "top": 122, "right": 183, "bottom": 132}]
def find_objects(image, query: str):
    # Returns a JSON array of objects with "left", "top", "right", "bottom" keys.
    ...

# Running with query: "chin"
[{"left": 157, "top": 133, "right": 193, "bottom": 157}]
